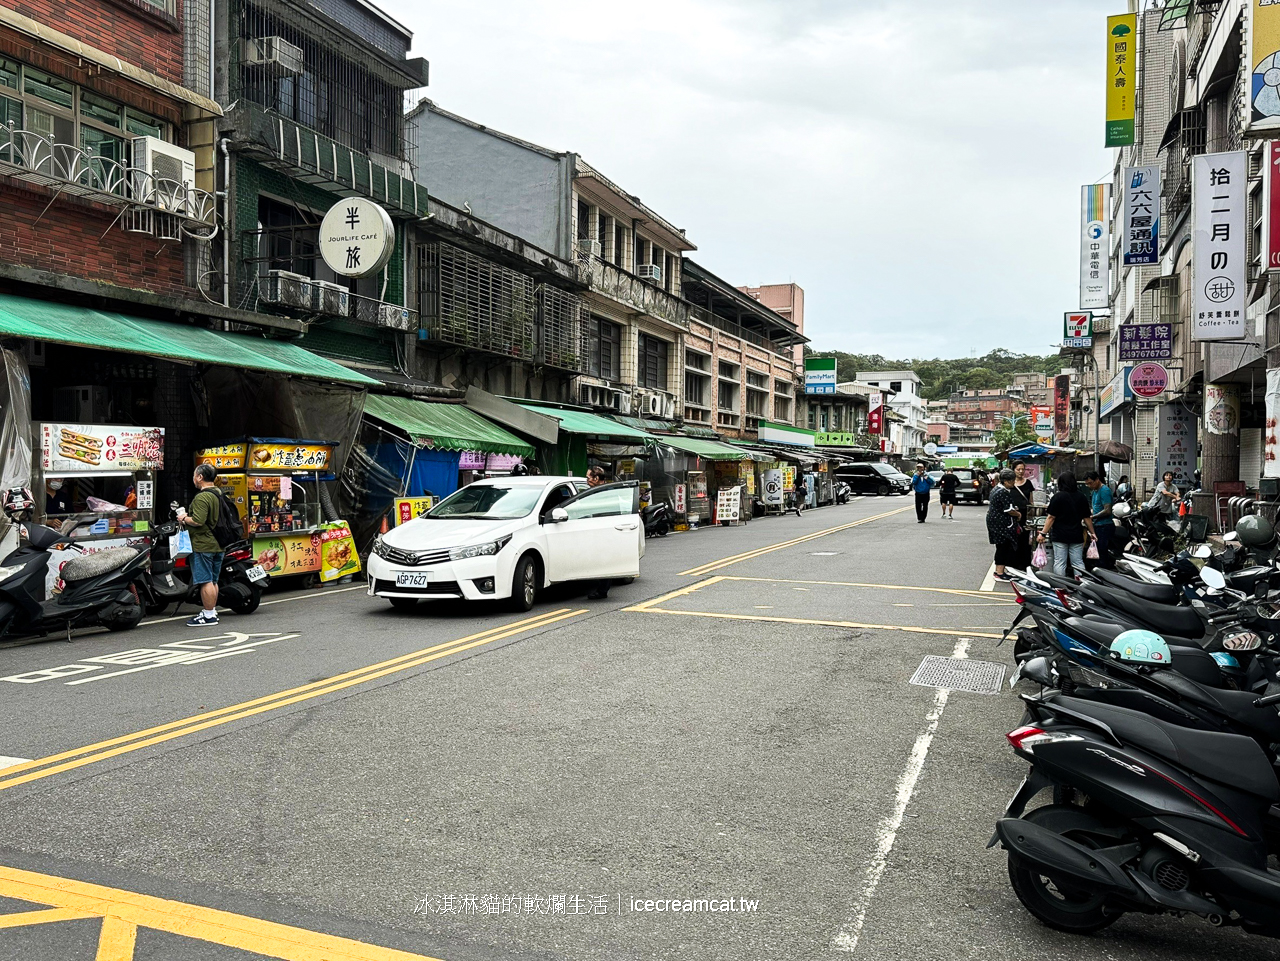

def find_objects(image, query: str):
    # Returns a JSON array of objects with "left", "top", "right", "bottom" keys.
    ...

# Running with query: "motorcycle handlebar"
[{"left": 1254, "top": 692, "right": 1280, "bottom": 708}]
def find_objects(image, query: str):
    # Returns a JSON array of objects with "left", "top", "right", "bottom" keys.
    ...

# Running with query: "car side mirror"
[{"left": 550, "top": 507, "right": 569, "bottom": 524}]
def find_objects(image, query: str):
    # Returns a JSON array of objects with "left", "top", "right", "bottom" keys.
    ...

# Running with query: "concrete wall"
[{"left": 409, "top": 108, "right": 574, "bottom": 260}]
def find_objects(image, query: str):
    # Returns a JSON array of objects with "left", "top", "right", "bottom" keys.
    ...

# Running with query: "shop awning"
[
  {"left": 518, "top": 404, "right": 653, "bottom": 441},
  {"left": 0, "top": 294, "right": 379, "bottom": 387},
  {"left": 364, "top": 394, "right": 534, "bottom": 456},
  {"left": 652, "top": 436, "right": 755, "bottom": 461}
]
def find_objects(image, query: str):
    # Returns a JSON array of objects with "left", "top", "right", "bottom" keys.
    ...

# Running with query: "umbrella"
[{"left": 1096, "top": 440, "right": 1133, "bottom": 462}]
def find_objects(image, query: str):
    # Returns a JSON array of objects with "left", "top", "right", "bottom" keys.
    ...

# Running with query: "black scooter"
[
  {"left": 642, "top": 501, "right": 672, "bottom": 538},
  {"left": 138, "top": 512, "right": 265, "bottom": 615},
  {"left": 0, "top": 489, "right": 148, "bottom": 641}
]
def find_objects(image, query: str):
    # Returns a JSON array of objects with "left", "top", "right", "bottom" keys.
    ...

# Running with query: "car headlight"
[
  {"left": 448, "top": 535, "right": 511, "bottom": 562},
  {"left": 373, "top": 534, "right": 388, "bottom": 559}
]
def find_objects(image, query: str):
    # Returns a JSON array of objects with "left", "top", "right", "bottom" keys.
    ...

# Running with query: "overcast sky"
[{"left": 378, "top": 0, "right": 1116, "bottom": 361}]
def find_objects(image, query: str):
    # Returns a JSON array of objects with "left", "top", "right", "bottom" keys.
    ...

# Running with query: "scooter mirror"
[
  {"left": 1224, "top": 531, "right": 1240, "bottom": 542},
  {"left": 1200, "top": 566, "right": 1227, "bottom": 590},
  {"left": 1193, "top": 544, "right": 1213, "bottom": 559}
]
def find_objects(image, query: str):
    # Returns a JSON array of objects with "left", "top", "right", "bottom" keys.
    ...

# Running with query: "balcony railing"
[
  {"left": 583, "top": 258, "right": 689, "bottom": 330},
  {"left": 688, "top": 304, "right": 790, "bottom": 358},
  {"left": 0, "top": 126, "right": 216, "bottom": 238}
]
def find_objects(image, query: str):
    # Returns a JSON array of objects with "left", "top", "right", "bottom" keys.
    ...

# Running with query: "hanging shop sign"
[
  {"left": 673, "top": 483, "right": 687, "bottom": 513},
  {"left": 1250, "top": 1, "right": 1280, "bottom": 133},
  {"left": 1030, "top": 405, "right": 1054, "bottom": 444},
  {"left": 1053, "top": 375, "right": 1071, "bottom": 444},
  {"left": 1117, "top": 322, "right": 1173, "bottom": 361},
  {"left": 1192, "top": 151, "right": 1247, "bottom": 340},
  {"left": 394, "top": 497, "right": 436, "bottom": 525},
  {"left": 1127, "top": 362, "right": 1168, "bottom": 399},
  {"left": 1156, "top": 404, "right": 1196, "bottom": 486},
  {"left": 195, "top": 443, "right": 247, "bottom": 471},
  {"left": 1122, "top": 165, "right": 1160, "bottom": 265},
  {"left": 867, "top": 392, "right": 883, "bottom": 435},
  {"left": 244, "top": 441, "right": 334, "bottom": 472},
  {"left": 1266, "top": 141, "right": 1280, "bottom": 270},
  {"left": 1099, "top": 367, "right": 1134, "bottom": 417},
  {"left": 39, "top": 424, "right": 164, "bottom": 474},
  {"left": 1079, "top": 184, "right": 1110, "bottom": 309},
  {"left": 1266, "top": 369, "right": 1280, "bottom": 477},
  {"left": 1106, "top": 13, "right": 1137, "bottom": 146},
  {"left": 758, "top": 420, "right": 816, "bottom": 447},
  {"left": 319, "top": 198, "right": 396, "bottom": 279},
  {"left": 804, "top": 357, "right": 837, "bottom": 395},
  {"left": 1204, "top": 382, "right": 1240, "bottom": 436},
  {"left": 1063, "top": 311, "right": 1093, "bottom": 348}
]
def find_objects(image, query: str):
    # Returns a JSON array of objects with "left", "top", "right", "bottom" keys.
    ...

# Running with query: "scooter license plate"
[
  {"left": 245, "top": 565, "right": 268, "bottom": 583},
  {"left": 395, "top": 571, "right": 431, "bottom": 588},
  {"left": 1004, "top": 775, "right": 1030, "bottom": 817}
]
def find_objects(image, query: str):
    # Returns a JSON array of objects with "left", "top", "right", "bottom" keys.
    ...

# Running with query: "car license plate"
[
  {"left": 395, "top": 571, "right": 431, "bottom": 588},
  {"left": 245, "top": 565, "right": 268, "bottom": 583}
]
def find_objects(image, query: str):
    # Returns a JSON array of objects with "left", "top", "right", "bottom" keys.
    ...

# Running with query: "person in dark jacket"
[
  {"left": 1036, "top": 471, "right": 1098, "bottom": 577},
  {"left": 987, "top": 469, "right": 1022, "bottom": 581}
]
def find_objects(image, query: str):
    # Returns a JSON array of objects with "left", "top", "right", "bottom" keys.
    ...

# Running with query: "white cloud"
[{"left": 379, "top": 0, "right": 1115, "bottom": 359}]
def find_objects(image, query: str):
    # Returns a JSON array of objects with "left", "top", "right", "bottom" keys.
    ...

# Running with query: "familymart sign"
[{"left": 758, "top": 421, "right": 816, "bottom": 448}]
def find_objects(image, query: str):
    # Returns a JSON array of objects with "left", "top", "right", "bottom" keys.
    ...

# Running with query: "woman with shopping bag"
[
  {"left": 986, "top": 469, "right": 1022, "bottom": 581},
  {"left": 1036, "top": 471, "right": 1098, "bottom": 578}
]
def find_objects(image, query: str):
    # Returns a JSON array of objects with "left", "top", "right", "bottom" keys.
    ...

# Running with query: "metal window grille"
[
  {"left": 536, "top": 283, "right": 588, "bottom": 372},
  {"left": 1165, "top": 108, "right": 1205, "bottom": 221},
  {"left": 417, "top": 242, "right": 536, "bottom": 360}
]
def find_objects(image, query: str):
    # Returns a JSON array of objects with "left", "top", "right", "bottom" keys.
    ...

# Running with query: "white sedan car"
[{"left": 368, "top": 476, "right": 644, "bottom": 610}]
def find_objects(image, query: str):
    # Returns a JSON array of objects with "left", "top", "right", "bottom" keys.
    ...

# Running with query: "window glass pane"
[
  {"left": 0, "top": 58, "right": 17, "bottom": 90},
  {"left": 23, "top": 68, "right": 73, "bottom": 109},
  {"left": 565, "top": 487, "right": 632, "bottom": 520},
  {"left": 27, "top": 105, "right": 74, "bottom": 144},
  {"left": 0, "top": 95, "right": 20, "bottom": 130},
  {"left": 81, "top": 126, "right": 126, "bottom": 191},
  {"left": 126, "top": 111, "right": 165, "bottom": 140},
  {"left": 81, "top": 92, "right": 123, "bottom": 128}
]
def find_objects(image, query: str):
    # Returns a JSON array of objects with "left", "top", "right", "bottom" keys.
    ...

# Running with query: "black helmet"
[{"left": 1236, "top": 514, "right": 1274, "bottom": 547}]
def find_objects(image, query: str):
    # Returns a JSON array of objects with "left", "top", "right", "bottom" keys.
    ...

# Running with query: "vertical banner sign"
[
  {"left": 1031, "top": 405, "right": 1054, "bottom": 444},
  {"left": 1123, "top": 166, "right": 1160, "bottom": 265},
  {"left": 1267, "top": 141, "right": 1280, "bottom": 269},
  {"left": 1250, "top": 0, "right": 1280, "bottom": 133},
  {"left": 1192, "top": 151, "right": 1247, "bottom": 340},
  {"left": 1266, "top": 369, "right": 1280, "bottom": 477},
  {"left": 1204, "top": 383, "right": 1241, "bottom": 436},
  {"left": 1054, "top": 375, "right": 1071, "bottom": 444},
  {"left": 1080, "top": 184, "right": 1110, "bottom": 309},
  {"left": 1157, "top": 404, "right": 1197, "bottom": 487},
  {"left": 1106, "top": 13, "right": 1137, "bottom": 146},
  {"left": 867, "top": 391, "right": 883, "bottom": 435}
]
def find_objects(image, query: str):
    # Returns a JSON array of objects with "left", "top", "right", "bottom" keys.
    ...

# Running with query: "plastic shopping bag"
[
  {"left": 1086, "top": 539, "right": 1100, "bottom": 561},
  {"left": 1031, "top": 544, "right": 1048, "bottom": 569},
  {"left": 169, "top": 529, "right": 192, "bottom": 557}
]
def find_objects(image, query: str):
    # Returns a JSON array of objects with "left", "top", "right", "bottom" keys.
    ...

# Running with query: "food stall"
[{"left": 196, "top": 438, "right": 360, "bottom": 583}]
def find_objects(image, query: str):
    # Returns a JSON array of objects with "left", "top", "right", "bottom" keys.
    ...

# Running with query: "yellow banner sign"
[
  {"left": 393, "top": 497, "right": 436, "bottom": 525},
  {"left": 251, "top": 522, "right": 360, "bottom": 581},
  {"left": 196, "top": 444, "right": 248, "bottom": 470},
  {"left": 246, "top": 443, "right": 333, "bottom": 472},
  {"left": 1106, "top": 13, "right": 1137, "bottom": 147}
]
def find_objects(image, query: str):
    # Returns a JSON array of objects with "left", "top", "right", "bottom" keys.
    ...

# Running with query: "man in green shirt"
[{"left": 177, "top": 463, "right": 223, "bottom": 626}]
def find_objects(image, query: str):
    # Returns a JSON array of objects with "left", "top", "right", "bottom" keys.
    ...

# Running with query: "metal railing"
[
  {"left": 583, "top": 258, "right": 689, "bottom": 330},
  {"left": 687, "top": 304, "right": 790, "bottom": 358}
]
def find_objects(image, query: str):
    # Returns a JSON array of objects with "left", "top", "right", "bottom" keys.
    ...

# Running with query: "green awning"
[
  {"left": 0, "top": 293, "right": 379, "bottom": 386},
  {"left": 613, "top": 415, "right": 677, "bottom": 433},
  {"left": 652, "top": 435, "right": 754, "bottom": 461},
  {"left": 364, "top": 394, "right": 534, "bottom": 456},
  {"left": 518, "top": 404, "right": 653, "bottom": 441}
]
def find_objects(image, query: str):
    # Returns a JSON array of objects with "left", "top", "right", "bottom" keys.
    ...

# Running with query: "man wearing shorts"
[
  {"left": 938, "top": 466, "right": 959, "bottom": 519},
  {"left": 177, "top": 463, "right": 223, "bottom": 626}
]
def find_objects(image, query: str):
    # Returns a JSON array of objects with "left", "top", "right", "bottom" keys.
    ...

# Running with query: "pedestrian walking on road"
[
  {"left": 177, "top": 463, "right": 224, "bottom": 627},
  {"left": 1011, "top": 461, "right": 1036, "bottom": 569},
  {"left": 910, "top": 462, "right": 933, "bottom": 523},
  {"left": 792, "top": 471, "right": 808, "bottom": 517},
  {"left": 987, "top": 468, "right": 1021, "bottom": 581},
  {"left": 1037, "top": 471, "right": 1098, "bottom": 578},
  {"left": 938, "top": 466, "right": 959, "bottom": 519}
]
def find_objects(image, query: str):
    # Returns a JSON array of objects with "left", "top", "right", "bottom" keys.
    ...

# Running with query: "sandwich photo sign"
[{"left": 39, "top": 423, "right": 165, "bottom": 474}]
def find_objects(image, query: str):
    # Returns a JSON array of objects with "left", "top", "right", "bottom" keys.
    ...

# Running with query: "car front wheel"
[{"left": 510, "top": 553, "right": 539, "bottom": 612}]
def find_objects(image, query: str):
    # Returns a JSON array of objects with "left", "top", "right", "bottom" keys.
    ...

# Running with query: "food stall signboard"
[
  {"left": 40, "top": 424, "right": 164, "bottom": 473},
  {"left": 673, "top": 484, "right": 686, "bottom": 513},
  {"left": 252, "top": 522, "right": 360, "bottom": 582},
  {"left": 394, "top": 497, "right": 436, "bottom": 525},
  {"left": 246, "top": 442, "right": 333, "bottom": 472},
  {"left": 196, "top": 444, "right": 248, "bottom": 470}
]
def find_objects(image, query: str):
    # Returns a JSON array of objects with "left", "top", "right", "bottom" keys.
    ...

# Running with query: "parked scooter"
[
  {"left": 835, "top": 481, "right": 853, "bottom": 505},
  {"left": 137, "top": 510, "right": 266, "bottom": 615},
  {"left": 0, "top": 488, "right": 149, "bottom": 641},
  {"left": 641, "top": 501, "right": 672, "bottom": 538}
]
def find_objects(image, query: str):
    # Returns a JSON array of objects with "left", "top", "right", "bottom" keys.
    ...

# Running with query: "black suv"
[
  {"left": 949, "top": 468, "right": 991, "bottom": 505},
  {"left": 835, "top": 462, "right": 912, "bottom": 496}
]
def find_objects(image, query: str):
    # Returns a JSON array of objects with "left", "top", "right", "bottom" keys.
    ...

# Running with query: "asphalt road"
[{"left": 0, "top": 493, "right": 1273, "bottom": 960}]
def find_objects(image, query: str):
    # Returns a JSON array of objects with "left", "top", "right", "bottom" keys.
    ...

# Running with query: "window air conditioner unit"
[
  {"left": 311, "top": 280, "right": 350, "bottom": 317},
  {"left": 643, "top": 393, "right": 666, "bottom": 416},
  {"left": 378, "top": 303, "right": 414, "bottom": 331},
  {"left": 131, "top": 137, "right": 196, "bottom": 213},
  {"left": 264, "top": 269, "right": 313, "bottom": 309},
  {"left": 241, "top": 36, "right": 305, "bottom": 75},
  {"left": 638, "top": 264, "right": 662, "bottom": 283},
  {"left": 577, "top": 239, "right": 602, "bottom": 260}
]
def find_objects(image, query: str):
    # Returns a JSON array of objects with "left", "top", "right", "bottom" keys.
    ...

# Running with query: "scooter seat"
[
  {"left": 60, "top": 547, "right": 139, "bottom": 582},
  {"left": 1146, "top": 670, "right": 1280, "bottom": 744},
  {"left": 1079, "top": 582, "right": 1205, "bottom": 639},
  {"left": 1063, "top": 617, "right": 1224, "bottom": 688},
  {"left": 1056, "top": 695, "right": 1279, "bottom": 801},
  {"left": 1093, "top": 568, "right": 1179, "bottom": 604}
]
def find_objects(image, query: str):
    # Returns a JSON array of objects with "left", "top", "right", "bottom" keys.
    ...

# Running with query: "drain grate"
[{"left": 909, "top": 656, "right": 1006, "bottom": 695}]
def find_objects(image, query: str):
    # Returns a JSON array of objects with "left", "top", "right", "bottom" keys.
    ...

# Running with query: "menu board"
[
  {"left": 716, "top": 486, "right": 742, "bottom": 523},
  {"left": 40, "top": 424, "right": 164, "bottom": 474},
  {"left": 251, "top": 521, "right": 360, "bottom": 581},
  {"left": 196, "top": 441, "right": 334, "bottom": 472}
]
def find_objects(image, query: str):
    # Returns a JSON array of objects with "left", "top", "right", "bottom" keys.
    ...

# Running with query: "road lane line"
[
  {"left": 979, "top": 563, "right": 997, "bottom": 592},
  {"left": 0, "top": 608, "right": 583, "bottom": 789},
  {"left": 0, "top": 864, "right": 447, "bottom": 961},
  {"left": 679, "top": 506, "right": 913, "bottom": 576},
  {"left": 631, "top": 606, "right": 1002, "bottom": 639},
  {"left": 0, "top": 755, "right": 30, "bottom": 771},
  {"left": 623, "top": 577, "right": 727, "bottom": 613},
  {"left": 0, "top": 906, "right": 98, "bottom": 927},
  {"left": 832, "top": 637, "right": 971, "bottom": 954}
]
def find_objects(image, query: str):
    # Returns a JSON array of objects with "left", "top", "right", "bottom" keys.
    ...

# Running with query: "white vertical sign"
[
  {"left": 1079, "top": 183, "right": 1110, "bottom": 309},
  {"left": 1192, "top": 151, "right": 1247, "bottom": 340},
  {"left": 1266, "top": 369, "right": 1280, "bottom": 477},
  {"left": 1122, "top": 165, "right": 1160, "bottom": 266}
]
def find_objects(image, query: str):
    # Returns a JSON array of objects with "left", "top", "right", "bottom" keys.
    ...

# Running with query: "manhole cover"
[{"left": 909, "top": 656, "right": 1006, "bottom": 695}]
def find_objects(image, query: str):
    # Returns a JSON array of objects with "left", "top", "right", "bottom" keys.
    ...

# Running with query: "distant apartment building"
[
  {"left": 947, "top": 388, "right": 1027, "bottom": 432},
  {"left": 1011, "top": 373, "right": 1053, "bottom": 409},
  {"left": 857, "top": 370, "right": 927, "bottom": 452}
]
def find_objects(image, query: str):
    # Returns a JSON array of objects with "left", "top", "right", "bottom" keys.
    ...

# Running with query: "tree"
[{"left": 992, "top": 415, "right": 1039, "bottom": 453}]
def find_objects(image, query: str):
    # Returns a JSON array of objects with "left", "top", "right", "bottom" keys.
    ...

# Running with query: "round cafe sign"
[
  {"left": 1128, "top": 362, "right": 1168, "bottom": 398},
  {"left": 319, "top": 198, "right": 395, "bottom": 278}
]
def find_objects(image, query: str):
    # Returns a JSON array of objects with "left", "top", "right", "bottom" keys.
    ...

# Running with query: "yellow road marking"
[
  {"left": 0, "top": 864, "right": 445, "bottom": 960},
  {"left": 633, "top": 606, "right": 1003, "bottom": 639},
  {"left": 0, "top": 608, "right": 586, "bottom": 792},
  {"left": 624, "top": 577, "right": 727, "bottom": 613},
  {"left": 0, "top": 906, "right": 97, "bottom": 927},
  {"left": 679, "top": 506, "right": 913, "bottom": 575}
]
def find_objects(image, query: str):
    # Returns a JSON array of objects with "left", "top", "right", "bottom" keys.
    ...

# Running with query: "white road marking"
[
  {"left": 0, "top": 756, "right": 30, "bottom": 771},
  {"left": 979, "top": 563, "right": 997, "bottom": 593},
  {"left": 141, "top": 584, "right": 365, "bottom": 627},
  {"left": 832, "top": 636, "right": 970, "bottom": 955}
]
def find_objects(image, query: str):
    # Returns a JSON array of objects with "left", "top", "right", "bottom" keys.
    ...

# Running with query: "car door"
[
  {"left": 845, "top": 466, "right": 870, "bottom": 494},
  {"left": 543, "top": 482, "right": 641, "bottom": 582}
]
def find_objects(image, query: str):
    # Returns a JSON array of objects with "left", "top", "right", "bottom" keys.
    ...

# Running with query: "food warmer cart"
[{"left": 195, "top": 438, "right": 360, "bottom": 583}]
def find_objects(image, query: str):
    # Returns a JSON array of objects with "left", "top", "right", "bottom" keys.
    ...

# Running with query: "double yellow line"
[
  {"left": 680, "top": 505, "right": 914, "bottom": 576},
  {"left": 0, "top": 607, "right": 586, "bottom": 794}
]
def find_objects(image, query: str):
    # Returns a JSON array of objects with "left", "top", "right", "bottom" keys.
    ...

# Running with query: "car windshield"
[
  {"left": 426, "top": 484, "right": 542, "bottom": 519},
  {"left": 954, "top": 471, "right": 974, "bottom": 481},
  {"left": 870, "top": 463, "right": 898, "bottom": 475}
]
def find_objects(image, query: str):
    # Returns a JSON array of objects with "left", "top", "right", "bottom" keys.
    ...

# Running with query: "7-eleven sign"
[{"left": 1063, "top": 312, "right": 1093, "bottom": 348}]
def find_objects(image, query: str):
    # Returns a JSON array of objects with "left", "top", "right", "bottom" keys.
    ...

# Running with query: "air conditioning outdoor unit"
[
  {"left": 642, "top": 394, "right": 667, "bottom": 416},
  {"left": 241, "top": 36, "right": 305, "bottom": 75},
  {"left": 131, "top": 137, "right": 196, "bottom": 214},
  {"left": 311, "top": 281, "right": 350, "bottom": 317},
  {"left": 263, "top": 270, "right": 313, "bottom": 309},
  {"left": 378, "top": 303, "right": 414, "bottom": 331},
  {"left": 577, "top": 239, "right": 602, "bottom": 260},
  {"left": 638, "top": 264, "right": 663, "bottom": 283}
]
